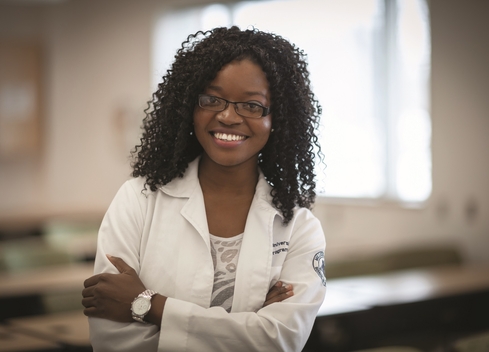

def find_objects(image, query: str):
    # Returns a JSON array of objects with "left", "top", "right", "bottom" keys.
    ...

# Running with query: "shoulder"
[
  {"left": 115, "top": 177, "right": 155, "bottom": 201},
  {"left": 291, "top": 206, "right": 321, "bottom": 227},
  {"left": 123, "top": 176, "right": 148, "bottom": 192},
  {"left": 285, "top": 207, "right": 325, "bottom": 246},
  {"left": 106, "top": 177, "right": 158, "bottom": 218},
  {"left": 119, "top": 157, "right": 201, "bottom": 199}
]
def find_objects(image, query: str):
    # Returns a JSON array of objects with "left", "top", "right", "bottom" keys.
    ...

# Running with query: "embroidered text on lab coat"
[{"left": 272, "top": 241, "right": 289, "bottom": 255}]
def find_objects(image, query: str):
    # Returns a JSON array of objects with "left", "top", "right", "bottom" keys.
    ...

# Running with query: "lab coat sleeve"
[
  {"left": 158, "top": 212, "right": 327, "bottom": 352},
  {"left": 88, "top": 180, "right": 160, "bottom": 352}
]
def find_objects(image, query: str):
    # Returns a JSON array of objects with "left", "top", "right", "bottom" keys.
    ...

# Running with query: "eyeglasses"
[{"left": 198, "top": 94, "right": 271, "bottom": 119}]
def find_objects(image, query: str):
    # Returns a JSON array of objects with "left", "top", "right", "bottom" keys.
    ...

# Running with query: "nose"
[{"left": 216, "top": 104, "right": 244, "bottom": 125}]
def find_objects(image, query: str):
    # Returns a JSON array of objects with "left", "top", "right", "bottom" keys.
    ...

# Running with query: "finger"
[
  {"left": 282, "top": 283, "right": 293, "bottom": 293},
  {"left": 267, "top": 282, "right": 293, "bottom": 300},
  {"left": 264, "top": 290, "right": 294, "bottom": 307},
  {"left": 265, "top": 283, "right": 294, "bottom": 304},
  {"left": 82, "top": 287, "right": 91, "bottom": 298},
  {"left": 83, "top": 306, "right": 99, "bottom": 317},
  {"left": 82, "top": 285, "right": 97, "bottom": 298},
  {"left": 84, "top": 274, "right": 104, "bottom": 288},
  {"left": 106, "top": 255, "right": 134, "bottom": 274},
  {"left": 272, "top": 281, "right": 283, "bottom": 291},
  {"left": 81, "top": 296, "right": 96, "bottom": 309},
  {"left": 266, "top": 282, "right": 283, "bottom": 300}
]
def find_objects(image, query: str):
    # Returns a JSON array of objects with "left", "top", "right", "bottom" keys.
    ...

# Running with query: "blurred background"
[{"left": 0, "top": 0, "right": 488, "bottom": 351}]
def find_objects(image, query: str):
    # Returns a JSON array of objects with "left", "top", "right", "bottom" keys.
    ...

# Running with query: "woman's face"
[{"left": 193, "top": 59, "right": 272, "bottom": 170}]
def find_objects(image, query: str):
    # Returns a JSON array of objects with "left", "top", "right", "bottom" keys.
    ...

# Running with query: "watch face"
[{"left": 133, "top": 297, "right": 151, "bottom": 315}]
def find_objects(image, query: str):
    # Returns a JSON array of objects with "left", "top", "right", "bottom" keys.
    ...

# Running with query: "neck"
[{"left": 198, "top": 155, "right": 259, "bottom": 196}]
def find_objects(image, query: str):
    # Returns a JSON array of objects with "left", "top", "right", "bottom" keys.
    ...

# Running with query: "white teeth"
[{"left": 214, "top": 132, "right": 246, "bottom": 141}]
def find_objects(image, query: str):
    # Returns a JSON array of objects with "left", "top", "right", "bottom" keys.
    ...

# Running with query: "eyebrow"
[{"left": 206, "top": 85, "right": 269, "bottom": 100}]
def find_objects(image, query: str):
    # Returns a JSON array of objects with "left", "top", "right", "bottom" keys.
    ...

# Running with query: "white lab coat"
[{"left": 89, "top": 157, "right": 326, "bottom": 352}]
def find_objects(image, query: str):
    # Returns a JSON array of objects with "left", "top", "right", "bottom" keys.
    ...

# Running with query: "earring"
[{"left": 271, "top": 128, "right": 275, "bottom": 132}]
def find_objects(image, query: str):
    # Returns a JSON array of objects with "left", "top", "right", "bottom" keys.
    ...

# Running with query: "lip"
[{"left": 209, "top": 129, "right": 249, "bottom": 148}]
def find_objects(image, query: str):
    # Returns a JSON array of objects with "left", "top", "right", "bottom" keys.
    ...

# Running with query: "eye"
[
  {"left": 240, "top": 102, "right": 263, "bottom": 112},
  {"left": 201, "top": 95, "right": 222, "bottom": 107}
]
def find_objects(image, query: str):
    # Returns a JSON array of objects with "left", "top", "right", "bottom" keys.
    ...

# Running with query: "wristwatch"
[{"left": 131, "top": 289, "right": 157, "bottom": 323}]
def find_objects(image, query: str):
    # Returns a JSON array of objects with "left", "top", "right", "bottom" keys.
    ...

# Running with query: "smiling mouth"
[{"left": 212, "top": 132, "right": 247, "bottom": 142}]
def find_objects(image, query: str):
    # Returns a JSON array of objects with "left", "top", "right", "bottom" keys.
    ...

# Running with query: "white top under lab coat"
[{"left": 89, "top": 157, "right": 326, "bottom": 352}]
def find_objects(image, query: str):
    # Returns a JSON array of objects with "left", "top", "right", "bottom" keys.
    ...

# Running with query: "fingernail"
[
  {"left": 106, "top": 254, "right": 113, "bottom": 259},
  {"left": 286, "top": 291, "right": 294, "bottom": 296},
  {"left": 275, "top": 281, "right": 282, "bottom": 287},
  {"left": 283, "top": 284, "right": 290, "bottom": 289}
]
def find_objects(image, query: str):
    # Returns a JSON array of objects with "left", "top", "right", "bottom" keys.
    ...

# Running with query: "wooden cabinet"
[{"left": 0, "top": 41, "right": 42, "bottom": 158}]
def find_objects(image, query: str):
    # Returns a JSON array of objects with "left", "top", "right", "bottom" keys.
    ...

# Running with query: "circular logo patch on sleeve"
[{"left": 312, "top": 251, "right": 326, "bottom": 287}]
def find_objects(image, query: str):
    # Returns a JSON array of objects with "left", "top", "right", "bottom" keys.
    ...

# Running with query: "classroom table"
[
  {"left": 7, "top": 310, "right": 90, "bottom": 350},
  {"left": 0, "top": 262, "right": 94, "bottom": 320},
  {"left": 2, "top": 261, "right": 488, "bottom": 351},
  {"left": 0, "top": 262, "right": 93, "bottom": 350},
  {"left": 0, "top": 262, "right": 94, "bottom": 298},
  {"left": 307, "top": 263, "right": 489, "bottom": 352},
  {"left": 0, "top": 325, "right": 60, "bottom": 352},
  {"left": 324, "top": 263, "right": 489, "bottom": 307}
]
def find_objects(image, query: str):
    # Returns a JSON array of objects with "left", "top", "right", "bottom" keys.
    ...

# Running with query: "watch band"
[
  {"left": 140, "top": 289, "right": 157, "bottom": 299},
  {"left": 131, "top": 289, "right": 157, "bottom": 323}
]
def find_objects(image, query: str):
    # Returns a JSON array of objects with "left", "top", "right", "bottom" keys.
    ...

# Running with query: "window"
[{"left": 153, "top": 0, "right": 431, "bottom": 203}]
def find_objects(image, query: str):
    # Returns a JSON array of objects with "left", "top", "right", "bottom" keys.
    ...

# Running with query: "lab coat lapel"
[
  {"left": 161, "top": 158, "right": 210, "bottom": 250},
  {"left": 180, "top": 184, "right": 210, "bottom": 250},
  {"left": 232, "top": 175, "right": 279, "bottom": 312}
]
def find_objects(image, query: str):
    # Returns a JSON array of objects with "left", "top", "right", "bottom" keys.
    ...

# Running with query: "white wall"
[
  {"left": 0, "top": 0, "right": 156, "bottom": 224},
  {"left": 0, "top": 0, "right": 488, "bottom": 262},
  {"left": 317, "top": 0, "right": 489, "bottom": 262}
]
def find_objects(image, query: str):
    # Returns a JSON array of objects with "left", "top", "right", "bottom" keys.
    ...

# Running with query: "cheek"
[
  {"left": 260, "top": 116, "right": 273, "bottom": 138},
  {"left": 253, "top": 117, "right": 273, "bottom": 151},
  {"left": 263, "top": 116, "right": 272, "bottom": 131},
  {"left": 193, "top": 111, "right": 207, "bottom": 141}
]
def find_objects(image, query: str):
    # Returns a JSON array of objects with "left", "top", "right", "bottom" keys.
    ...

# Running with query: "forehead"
[{"left": 207, "top": 59, "right": 270, "bottom": 100}]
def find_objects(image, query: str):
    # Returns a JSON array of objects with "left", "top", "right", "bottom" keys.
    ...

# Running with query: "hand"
[
  {"left": 263, "top": 281, "right": 294, "bottom": 307},
  {"left": 82, "top": 255, "right": 146, "bottom": 322}
]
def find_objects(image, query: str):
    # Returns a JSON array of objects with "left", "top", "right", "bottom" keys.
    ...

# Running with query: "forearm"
[
  {"left": 145, "top": 281, "right": 291, "bottom": 328},
  {"left": 158, "top": 294, "right": 321, "bottom": 352},
  {"left": 145, "top": 294, "right": 167, "bottom": 328}
]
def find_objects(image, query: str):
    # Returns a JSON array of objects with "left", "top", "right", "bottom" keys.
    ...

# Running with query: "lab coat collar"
[
  {"left": 159, "top": 156, "right": 283, "bottom": 221},
  {"left": 158, "top": 157, "right": 201, "bottom": 199}
]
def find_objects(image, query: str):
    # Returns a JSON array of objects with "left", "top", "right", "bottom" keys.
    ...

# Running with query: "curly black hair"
[{"left": 132, "top": 26, "right": 322, "bottom": 224}]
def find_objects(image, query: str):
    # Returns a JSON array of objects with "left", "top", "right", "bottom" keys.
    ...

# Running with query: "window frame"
[{"left": 152, "top": 0, "right": 432, "bottom": 206}]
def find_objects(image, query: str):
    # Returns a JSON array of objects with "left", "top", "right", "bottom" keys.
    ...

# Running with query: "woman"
[{"left": 82, "top": 26, "right": 326, "bottom": 352}]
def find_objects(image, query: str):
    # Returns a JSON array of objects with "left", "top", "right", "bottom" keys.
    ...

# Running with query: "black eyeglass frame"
[{"left": 198, "top": 94, "right": 271, "bottom": 118}]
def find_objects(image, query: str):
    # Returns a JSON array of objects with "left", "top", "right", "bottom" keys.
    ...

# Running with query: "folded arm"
[{"left": 84, "top": 180, "right": 326, "bottom": 352}]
